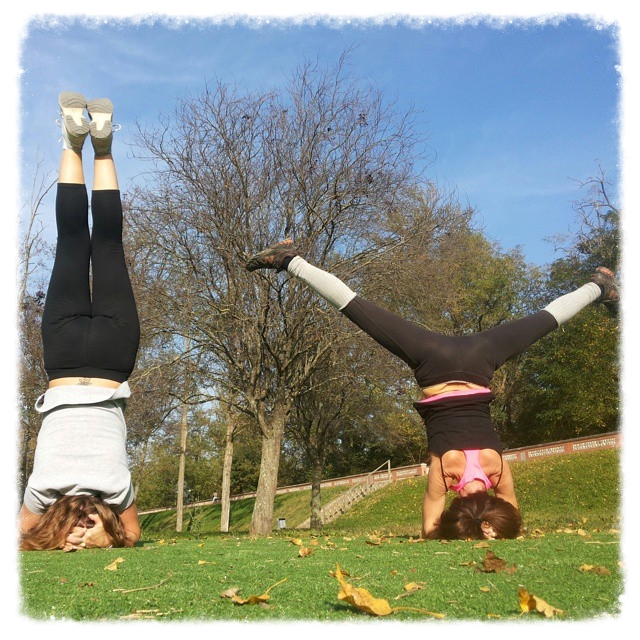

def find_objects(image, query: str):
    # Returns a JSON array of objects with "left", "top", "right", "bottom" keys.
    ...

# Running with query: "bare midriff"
[
  {"left": 421, "top": 381, "right": 487, "bottom": 398},
  {"left": 48, "top": 377, "right": 121, "bottom": 389}
]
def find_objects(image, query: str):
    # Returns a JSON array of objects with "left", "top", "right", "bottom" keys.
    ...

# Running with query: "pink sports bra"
[{"left": 449, "top": 449, "right": 495, "bottom": 492}]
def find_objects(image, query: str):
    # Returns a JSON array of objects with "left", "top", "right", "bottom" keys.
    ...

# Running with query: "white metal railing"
[{"left": 297, "top": 460, "right": 392, "bottom": 528}]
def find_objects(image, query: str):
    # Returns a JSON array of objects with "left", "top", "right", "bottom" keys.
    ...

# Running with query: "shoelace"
[{"left": 55, "top": 118, "right": 122, "bottom": 144}]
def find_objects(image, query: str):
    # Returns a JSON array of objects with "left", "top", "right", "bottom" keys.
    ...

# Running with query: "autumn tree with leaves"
[{"left": 502, "top": 165, "right": 620, "bottom": 446}]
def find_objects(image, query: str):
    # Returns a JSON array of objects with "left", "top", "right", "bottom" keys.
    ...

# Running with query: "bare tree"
[
  {"left": 17, "top": 154, "right": 55, "bottom": 496},
  {"left": 128, "top": 52, "right": 425, "bottom": 535}
]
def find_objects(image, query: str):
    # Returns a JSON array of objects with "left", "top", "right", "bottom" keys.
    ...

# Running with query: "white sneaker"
[
  {"left": 87, "top": 98, "right": 118, "bottom": 156},
  {"left": 58, "top": 92, "right": 89, "bottom": 152}
]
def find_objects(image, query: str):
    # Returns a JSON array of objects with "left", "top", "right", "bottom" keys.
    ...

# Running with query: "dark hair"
[
  {"left": 20, "top": 495, "right": 129, "bottom": 551},
  {"left": 426, "top": 492, "right": 522, "bottom": 540}
]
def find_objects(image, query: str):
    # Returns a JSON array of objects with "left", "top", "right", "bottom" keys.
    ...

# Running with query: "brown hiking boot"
[{"left": 245, "top": 239, "right": 298, "bottom": 272}]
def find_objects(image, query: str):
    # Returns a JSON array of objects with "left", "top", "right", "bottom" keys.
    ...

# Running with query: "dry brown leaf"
[
  {"left": 480, "top": 550, "right": 516, "bottom": 574},
  {"left": 519, "top": 588, "right": 564, "bottom": 617},
  {"left": 335, "top": 564, "right": 393, "bottom": 616},
  {"left": 289, "top": 538, "right": 303, "bottom": 546},
  {"left": 473, "top": 541, "right": 490, "bottom": 549},
  {"left": 579, "top": 564, "right": 611, "bottom": 575},
  {"left": 334, "top": 564, "right": 444, "bottom": 619},
  {"left": 298, "top": 546, "right": 314, "bottom": 558},
  {"left": 231, "top": 578, "right": 287, "bottom": 606},
  {"left": 394, "top": 582, "right": 426, "bottom": 600},
  {"left": 220, "top": 587, "right": 240, "bottom": 599},
  {"left": 479, "top": 586, "right": 491, "bottom": 593},
  {"left": 104, "top": 557, "right": 125, "bottom": 571}
]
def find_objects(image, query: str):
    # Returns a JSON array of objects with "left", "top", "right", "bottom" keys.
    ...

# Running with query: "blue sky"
[
  {"left": 4, "top": 2, "right": 640, "bottom": 633},
  {"left": 16, "top": 10, "right": 621, "bottom": 267}
]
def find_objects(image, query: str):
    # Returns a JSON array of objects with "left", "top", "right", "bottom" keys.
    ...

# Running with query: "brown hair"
[
  {"left": 426, "top": 492, "right": 522, "bottom": 540},
  {"left": 20, "top": 495, "right": 129, "bottom": 551}
]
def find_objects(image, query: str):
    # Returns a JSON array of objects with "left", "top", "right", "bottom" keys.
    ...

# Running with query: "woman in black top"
[{"left": 246, "top": 239, "right": 618, "bottom": 539}]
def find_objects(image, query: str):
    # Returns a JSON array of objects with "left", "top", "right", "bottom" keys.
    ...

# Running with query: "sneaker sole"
[
  {"left": 87, "top": 98, "right": 114, "bottom": 132},
  {"left": 59, "top": 91, "right": 89, "bottom": 129}
]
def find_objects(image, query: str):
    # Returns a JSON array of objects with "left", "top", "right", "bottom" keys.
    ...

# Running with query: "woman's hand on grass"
[{"left": 63, "top": 514, "right": 113, "bottom": 550}]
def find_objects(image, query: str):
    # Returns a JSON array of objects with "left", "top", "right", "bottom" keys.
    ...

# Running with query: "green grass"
[
  {"left": 139, "top": 449, "right": 621, "bottom": 537},
  {"left": 20, "top": 449, "right": 624, "bottom": 623},
  {"left": 139, "top": 484, "right": 354, "bottom": 536}
]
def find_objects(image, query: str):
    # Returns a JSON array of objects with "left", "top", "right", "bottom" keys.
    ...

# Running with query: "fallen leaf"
[
  {"left": 519, "top": 588, "right": 564, "bottom": 618},
  {"left": 104, "top": 558, "right": 125, "bottom": 571},
  {"left": 231, "top": 578, "right": 287, "bottom": 606},
  {"left": 298, "top": 546, "right": 314, "bottom": 558},
  {"left": 197, "top": 560, "right": 217, "bottom": 565},
  {"left": 334, "top": 564, "right": 443, "bottom": 619},
  {"left": 480, "top": 550, "right": 516, "bottom": 574},
  {"left": 579, "top": 564, "right": 611, "bottom": 575},
  {"left": 394, "top": 582, "right": 426, "bottom": 600},
  {"left": 335, "top": 564, "right": 392, "bottom": 616},
  {"left": 480, "top": 587, "right": 491, "bottom": 593},
  {"left": 289, "top": 538, "right": 303, "bottom": 546},
  {"left": 473, "top": 541, "right": 490, "bottom": 549},
  {"left": 220, "top": 587, "right": 240, "bottom": 599}
]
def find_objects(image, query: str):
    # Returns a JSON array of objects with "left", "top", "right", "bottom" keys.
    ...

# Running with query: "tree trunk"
[
  {"left": 175, "top": 399, "right": 189, "bottom": 533},
  {"left": 220, "top": 415, "right": 235, "bottom": 533},
  {"left": 309, "top": 458, "right": 324, "bottom": 530},
  {"left": 249, "top": 413, "right": 287, "bottom": 536}
]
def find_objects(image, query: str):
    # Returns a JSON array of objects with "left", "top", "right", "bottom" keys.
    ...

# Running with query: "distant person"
[
  {"left": 246, "top": 239, "right": 618, "bottom": 540},
  {"left": 19, "top": 92, "right": 141, "bottom": 551}
]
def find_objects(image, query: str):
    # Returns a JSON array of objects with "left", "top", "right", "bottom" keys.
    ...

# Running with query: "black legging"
[
  {"left": 41, "top": 183, "right": 140, "bottom": 383},
  {"left": 341, "top": 296, "right": 558, "bottom": 388}
]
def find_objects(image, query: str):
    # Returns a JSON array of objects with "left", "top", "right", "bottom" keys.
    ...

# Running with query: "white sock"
[
  {"left": 287, "top": 256, "right": 357, "bottom": 310},
  {"left": 543, "top": 282, "right": 601, "bottom": 325}
]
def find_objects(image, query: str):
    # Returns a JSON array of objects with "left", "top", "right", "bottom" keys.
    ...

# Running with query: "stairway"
[{"left": 296, "top": 461, "right": 391, "bottom": 529}]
